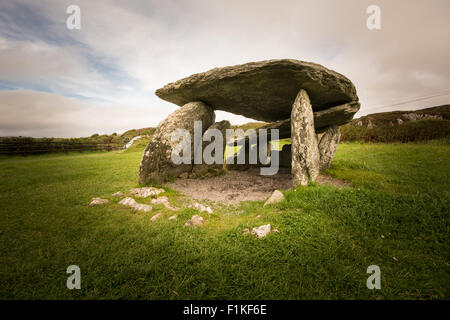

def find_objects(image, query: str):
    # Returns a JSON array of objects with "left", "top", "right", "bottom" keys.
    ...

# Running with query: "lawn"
[{"left": 0, "top": 141, "right": 448, "bottom": 299}]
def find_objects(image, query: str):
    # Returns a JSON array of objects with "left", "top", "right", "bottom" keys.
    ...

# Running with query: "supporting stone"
[
  {"left": 291, "top": 89, "right": 320, "bottom": 187},
  {"left": 318, "top": 125, "right": 341, "bottom": 171},
  {"left": 192, "top": 120, "right": 231, "bottom": 175},
  {"left": 138, "top": 101, "right": 215, "bottom": 184}
]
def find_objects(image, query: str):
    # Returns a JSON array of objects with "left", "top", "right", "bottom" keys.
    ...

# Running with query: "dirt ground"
[{"left": 166, "top": 168, "right": 350, "bottom": 204}]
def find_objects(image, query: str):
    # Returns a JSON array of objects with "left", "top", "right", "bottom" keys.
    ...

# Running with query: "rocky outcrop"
[
  {"left": 156, "top": 59, "right": 358, "bottom": 122},
  {"left": 139, "top": 101, "right": 215, "bottom": 184},
  {"left": 318, "top": 125, "right": 341, "bottom": 171},
  {"left": 291, "top": 90, "right": 320, "bottom": 187}
]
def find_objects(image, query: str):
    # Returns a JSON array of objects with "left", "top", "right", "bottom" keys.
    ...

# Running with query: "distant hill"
[{"left": 340, "top": 105, "right": 450, "bottom": 142}]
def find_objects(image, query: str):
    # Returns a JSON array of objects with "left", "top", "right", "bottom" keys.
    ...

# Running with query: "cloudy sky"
[{"left": 0, "top": 0, "right": 449, "bottom": 137}]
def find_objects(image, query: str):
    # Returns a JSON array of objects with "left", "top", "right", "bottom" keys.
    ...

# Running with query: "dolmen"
[{"left": 139, "top": 59, "right": 360, "bottom": 187}]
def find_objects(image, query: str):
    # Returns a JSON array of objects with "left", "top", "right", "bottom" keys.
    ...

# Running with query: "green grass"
[{"left": 0, "top": 142, "right": 449, "bottom": 299}]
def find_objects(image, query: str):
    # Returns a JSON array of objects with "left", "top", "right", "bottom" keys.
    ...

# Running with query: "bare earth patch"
[{"left": 166, "top": 168, "right": 350, "bottom": 203}]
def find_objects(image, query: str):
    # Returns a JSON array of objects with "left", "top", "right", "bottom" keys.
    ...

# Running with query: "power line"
[{"left": 363, "top": 91, "right": 450, "bottom": 112}]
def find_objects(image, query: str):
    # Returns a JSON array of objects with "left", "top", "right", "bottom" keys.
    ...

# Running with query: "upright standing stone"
[
  {"left": 139, "top": 101, "right": 215, "bottom": 184},
  {"left": 318, "top": 125, "right": 341, "bottom": 171},
  {"left": 291, "top": 89, "right": 320, "bottom": 186}
]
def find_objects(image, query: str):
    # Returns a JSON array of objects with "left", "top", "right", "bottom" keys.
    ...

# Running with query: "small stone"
[
  {"left": 118, "top": 197, "right": 152, "bottom": 212},
  {"left": 396, "top": 118, "right": 404, "bottom": 125},
  {"left": 150, "top": 213, "right": 162, "bottom": 222},
  {"left": 168, "top": 215, "right": 177, "bottom": 220},
  {"left": 242, "top": 228, "right": 250, "bottom": 235},
  {"left": 255, "top": 215, "right": 262, "bottom": 219},
  {"left": 150, "top": 196, "right": 179, "bottom": 211},
  {"left": 112, "top": 191, "right": 124, "bottom": 198},
  {"left": 184, "top": 214, "right": 204, "bottom": 227},
  {"left": 251, "top": 224, "right": 272, "bottom": 238},
  {"left": 393, "top": 257, "right": 399, "bottom": 261},
  {"left": 381, "top": 235, "right": 385, "bottom": 239},
  {"left": 272, "top": 228, "right": 280, "bottom": 233},
  {"left": 129, "top": 187, "right": 165, "bottom": 198},
  {"left": 263, "top": 190, "right": 285, "bottom": 207},
  {"left": 89, "top": 197, "right": 109, "bottom": 207},
  {"left": 190, "top": 202, "right": 213, "bottom": 214}
]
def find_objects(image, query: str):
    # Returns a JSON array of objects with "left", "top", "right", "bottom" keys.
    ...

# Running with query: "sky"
[{"left": 0, "top": 0, "right": 449, "bottom": 137}]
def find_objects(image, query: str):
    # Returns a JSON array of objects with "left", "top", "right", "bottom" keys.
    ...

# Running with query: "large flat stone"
[{"left": 156, "top": 59, "right": 359, "bottom": 122}]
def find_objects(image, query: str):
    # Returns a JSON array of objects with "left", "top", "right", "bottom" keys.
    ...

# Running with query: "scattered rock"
[
  {"left": 255, "top": 215, "right": 262, "bottom": 219},
  {"left": 291, "top": 89, "right": 320, "bottom": 187},
  {"left": 367, "top": 119, "right": 375, "bottom": 129},
  {"left": 130, "top": 187, "right": 165, "bottom": 198},
  {"left": 184, "top": 214, "right": 205, "bottom": 227},
  {"left": 168, "top": 215, "right": 177, "bottom": 220},
  {"left": 138, "top": 101, "right": 215, "bottom": 184},
  {"left": 189, "top": 202, "right": 213, "bottom": 214},
  {"left": 272, "top": 228, "right": 280, "bottom": 233},
  {"left": 263, "top": 190, "right": 285, "bottom": 207},
  {"left": 118, "top": 197, "right": 152, "bottom": 212},
  {"left": 150, "top": 213, "right": 162, "bottom": 222},
  {"left": 396, "top": 118, "right": 404, "bottom": 125},
  {"left": 251, "top": 224, "right": 272, "bottom": 238},
  {"left": 155, "top": 59, "right": 359, "bottom": 123},
  {"left": 356, "top": 120, "right": 363, "bottom": 127},
  {"left": 242, "top": 228, "right": 250, "bottom": 235},
  {"left": 112, "top": 191, "right": 124, "bottom": 198},
  {"left": 150, "top": 196, "right": 179, "bottom": 210},
  {"left": 89, "top": 198, "right": 109, "bottom": 207}
]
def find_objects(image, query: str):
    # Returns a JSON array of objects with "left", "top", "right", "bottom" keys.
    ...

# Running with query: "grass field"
[{"left": 0, "top": 141, "right": 449, "bottom": 299}]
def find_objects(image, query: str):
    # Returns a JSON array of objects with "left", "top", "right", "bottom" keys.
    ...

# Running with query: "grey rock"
[
  {"left": 318, "top": 125, "right": 341, "bottom": 171},
  {"left": 112, "top": 191, "right": 124, "bottom": 198},
  {"left": 168, "top": 215, "right": 177, "bottom": 220},
  {"left": 189, "top": 202, "right": 213, "bottom": 214},
  {"left": 251, "top": 224, "right": 272, "bottom": 238},
  {"left": 397, "top": 118, "right": 404, "bottom": 125},
  {"left": 184, "top": 214, "right": 205, "bottom": 227},
  {"left": 130, "top": 187, "right": 165, "bottom": 198},
  {"left": 263, "top": 190, "right": 286, "bottom": 207},
  {"left": 291, "top": 90, "right": 320, "bottom": 187},
  {"left": 89, "top": 197, "right": 109, "bottom": 207},
  {"left": 118, "top": 197, "right": 152, "bottom": 212},
  {"left": 156, "top": 59, "right": 358, "bottom": 122},
  {"left": 150, "top": 196, "right": 179, "bottom": 210},
  {"left": 150, "top": 213, "right": 162, "bottom": 222},
  {"left": 139, "top": 101, "right": 215, "bottom": 184}
]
